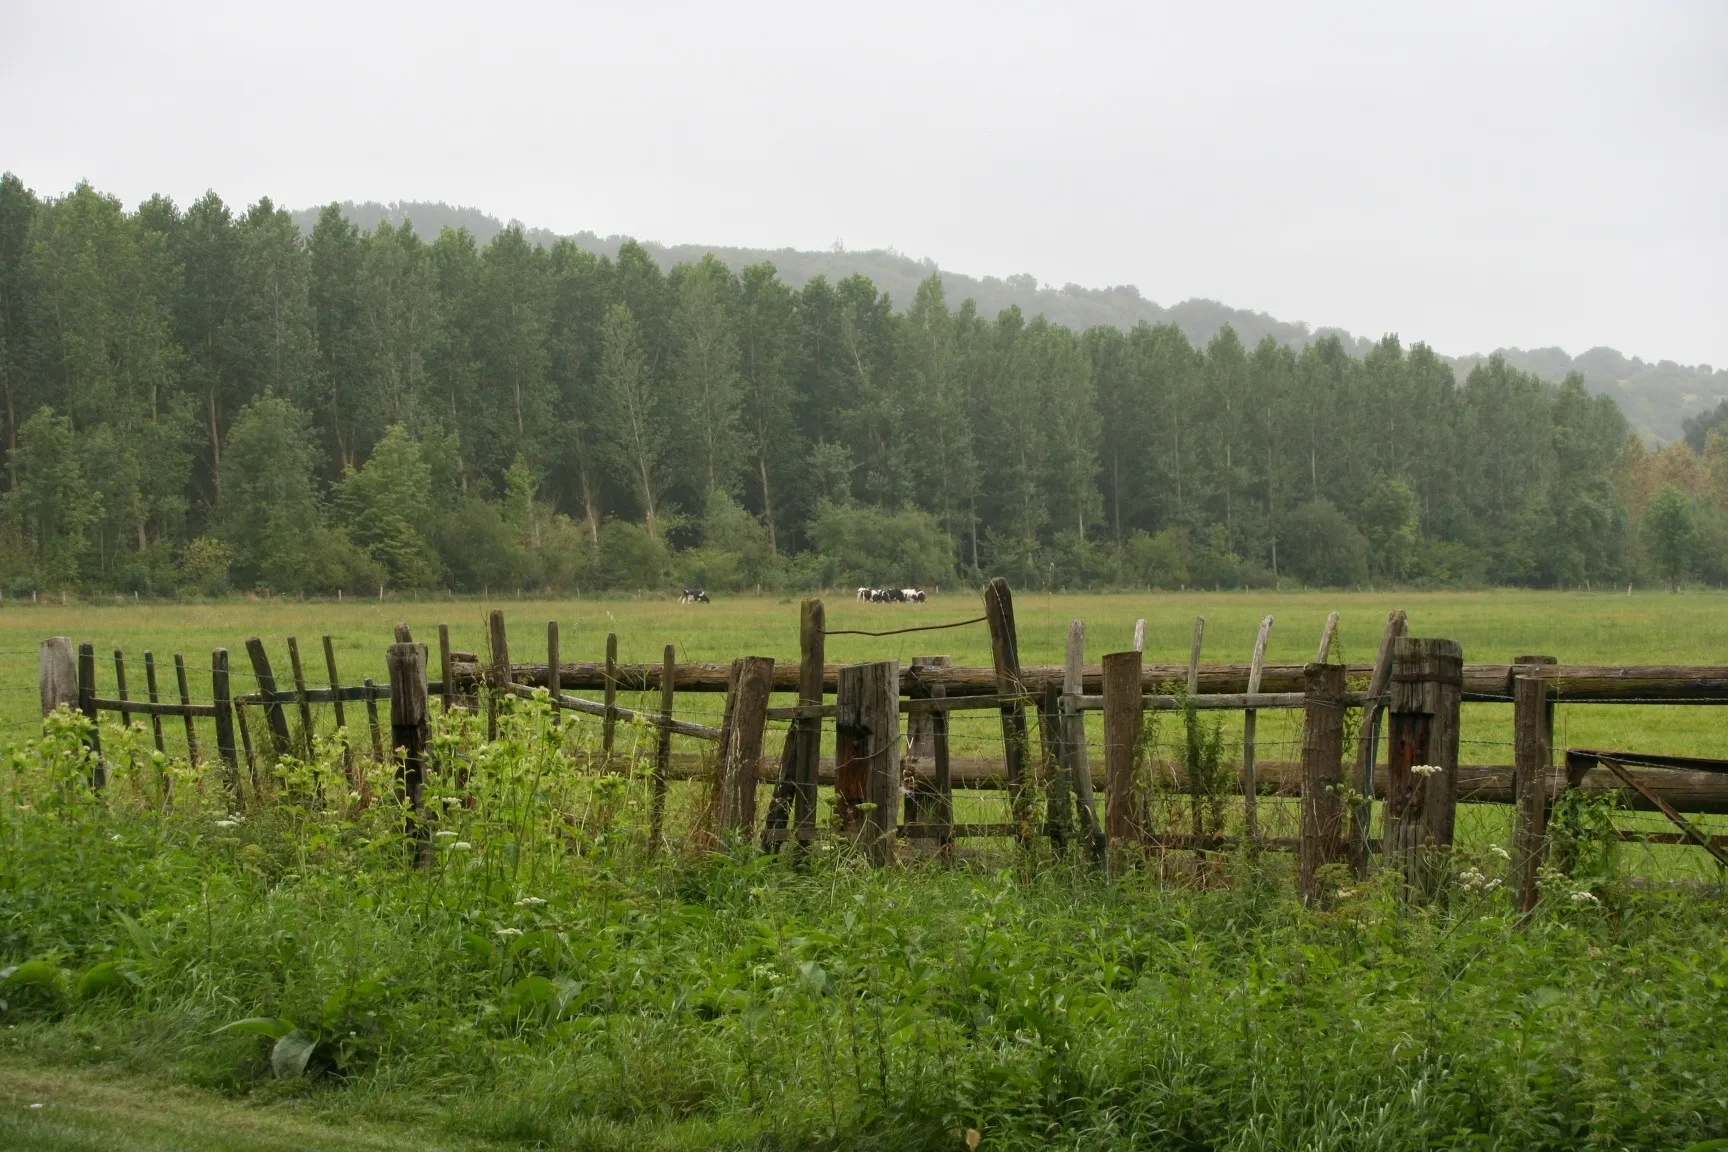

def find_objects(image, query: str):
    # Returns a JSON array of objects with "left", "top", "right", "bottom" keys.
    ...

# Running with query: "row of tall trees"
[{"left": 0, "top": 177, "right": 1670, "bottom": 595}]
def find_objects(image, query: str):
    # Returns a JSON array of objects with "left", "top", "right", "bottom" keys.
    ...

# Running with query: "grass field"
[{"left": 4, "top": 589, "right": 1728, "bottom": 1149}]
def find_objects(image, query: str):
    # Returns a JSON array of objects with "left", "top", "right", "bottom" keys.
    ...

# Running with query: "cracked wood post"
[
  {"left": 906, "top": 654, "right": 951, "bottom": 845},
  {"left": 438, "top": 625, "right": 454, "bottom": 714},
  {"left": 983, "top": 577, "right": 1032, "bottom": 843},
  {"left": 546, "top": 621, "right": 561, "bottom": 732},
  {"left": 1299, "top": 662, "right": 1348, "bottom": 903},
  {"left": 1383, "top": 637, "right": 1463, "bottom": 896},
  {"left": 837, "top": 660, "right": 900, "bottom": 867},
  {"left": 39, "top": 637, "right": 75, "bottom": 722},
  {"left": 173, "top": 654, "right": 200, "bottom": 768},
  {"left": 762, "top": 598, "right": 826, "bottom": 852},
  {"left": 1349, "top": 610, "right": 1408, "bottom": 878},
  {"left": 1103, "top": 649, "right": 1144, "bottom": 868},
  {"left": 142, "top": 651, "right": 167, "bottom": 756},
  {"left": 1511, "top": 658, "right": 1556, "bottom": 915},
  {"left": 1063, "top": 621, "right": 1103, "bottom": 863},
  {"left": 602, "top": 632, "right": 619, "bottom": 758},
  {"left": 387, "top": 641, "right": 432, "bottom": 863},
  {"left": 1040, "top": 677, "right": 1071, "bottom": 848},
  {"left": 323, "top": 635, "right": 356, "bottom": 784},
  {"left": 244, "top": 638, "right": 292, "bottom": 759},
  {"left": 716, "top": 656, "right": 775, "bottom": 840}
]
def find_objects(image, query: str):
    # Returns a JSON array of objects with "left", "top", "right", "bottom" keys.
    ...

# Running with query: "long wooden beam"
[{"left": 493, "top": 660, "right": 1728, "bottom": 703}]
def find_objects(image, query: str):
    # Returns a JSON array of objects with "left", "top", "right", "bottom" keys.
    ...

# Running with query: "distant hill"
[{"left": 290, "top": 200, "right": 1724, "bottom": 441}]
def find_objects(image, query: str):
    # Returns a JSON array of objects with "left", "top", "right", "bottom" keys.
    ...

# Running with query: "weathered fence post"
[
  {"left": 173, "top": 653, "right": 200, "bottom": 768},
  {"left": 1511, "top": 657, "right": 1556, "bottom": 914},
  {"left": 982, "top": 578, "right": 1032, "bottom": 843},
  {"left": 387, "top": 641, "right": 431, "bottom": 862},
  {"left": 211, "top": 647, "right": 240, "bottom": 806},
  {"left": 39, "top": 637, "right": 75, "bottom": 720},
  {"left": 287, "top": 637, "right": 314, "bottom": 759},
  {"left": 1103, "top": 649, "right": 1143, "bottom": 867},
  {"left": 1383, "top": 637, "right": 1463, "bottom": 894},
  {"left": 1299, "top": 662, "right": 1348, "bottom": 903},
  {"left": 321, "top": 635, "right": 355, "bottom": 782},
  {"left": 716, "top": 656, "right": 775, "bottom": 839},
  {"left": 1040, "top": 678, "right": 1071, "bottom": 848},
  {"left": 436, "top": 625, "right": 453, "bottom": 713},
  {"left": 1349, "top": 610, "right": 1408, "bottom": 877},
  {"left": 487, "top": 609, "right": 510, "bottom": 742},
  {"left": 1130, "top": 619, "right": 1147, "bottom": 653},
  {"left": 1316, "top": 612, "right": 1340, "bottom": 663},
  {"left": 906, "top": 655, "right": 951, "bottom": 844},
  {"left": 142, "top": 651, "right": 167, "bottom": 757},
  {"left": 244, "top": 638, "right": 292, "bottom": 758},
  {"left": 602, "top": 632, "right": 619, "bottom": 760},
  {"left": 650, "top": 644, "right": 675, "bottom": 848},
  {"left": 794, "top": 600, "right": 826, "bottom": 849},
  {"left": 1062, "top": 620, "right": 1103, "bottom": 862},
  {"left": 76, "top": 642, "right": 102, "bottom": 785},
  {"left": 546, "top": 620, "right": 561, "bottom": 731},
  {"left": 363, "top": 678, "right": 385, "bottom": 762},
  {"left": 837, "top": 660, "right": 900, "bottom": 866},
  {"left": 1241, "top": 615, "right": 1274, "bottom": 842},
  {"left": 1186, "top": 617, "right": 1205, "bottom": 693}
]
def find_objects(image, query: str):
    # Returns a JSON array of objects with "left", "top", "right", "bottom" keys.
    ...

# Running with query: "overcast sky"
[{"left": 4, "top": 0, "right": 1723, "bottom": 365}]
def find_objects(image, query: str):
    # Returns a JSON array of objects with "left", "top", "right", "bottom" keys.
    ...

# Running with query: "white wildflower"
[
  {"left": 449, "top": 841, "right": 472, "bottom": 851},
  {"left": 1569, "top": 890, "right": 1600, "bottom": 906},
  {"left": 514, "top": 896, "right": 546, "bottom": 907},
  {"left": 434, "top": 830, "right": 458, "bottom": 839},
  {"left": 1487, "top": 843, "right": 1510, "bottom": 860},
  {"left": 1410, "top": 764, "right": 1443, "bottom": 777},
  {"left": 214, "top": 820, "right": 238, "bottom": 829},
  {"left": 495, "top": 927, "right": 523, "bottom": 939}
]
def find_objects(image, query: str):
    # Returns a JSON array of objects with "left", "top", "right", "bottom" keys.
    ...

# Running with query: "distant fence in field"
[{"left": 32, "top": 576, "right": 1728, "bottom": 904}]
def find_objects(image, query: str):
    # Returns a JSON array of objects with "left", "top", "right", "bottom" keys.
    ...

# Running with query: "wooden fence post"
[
  {"left": 1241, "top": 615, "right": 1274, "bottom": 842},
  {"left": 982, "top": 578, "right": 1032, "bottom": 843},
  {"left": 1040, "top": 678, "right": 1071, "bottom": 848},
  {"left": 1349, "top": 610, "right": 1408, "bottom": 877},
  {"left": 387, "top": 641, "right": 431, "bottom": 862},
  {"left": 363, "top": 678, "right": 384, "bottom": 762},
  {"left": 837, "top": 660, "right": 900, "bottom": 866},
  {"left": 1511, "top": 659, "right": 1555, "bottom": 914},
  {"left": 76, "top": 642, "right": 102, "bottom": 784},
  {"left": 1383, "top": 637, "right": 1463, "bottom": 895},
  {"left": 602, "top": 632, "right": 619, "bottom": 759},
  {"left": 716, "top": 656, "right": 775, "bottom": 839},
  {"left": 487, "top": 609, "right": 510, "bottom": 741},
  {"left": 211, "top": 647, "right": 240, "bottom": 806},
  {"left": 1103, "top": 649, "right": 1143, "bottom": 866},
  {"left": 142, "top": 651, "right": 167, "bottom": 756},
  {"left": 438, "top": 625, "right": 454, "bottom": 713},
  {"left": 1186, "top": 617, "right": 1205, "bottom": 693},
  {"left": 244, "top": 638, "right": 292, "bottom": 758},
  {"left": 1316, "top": 612, "right": 1340, "bottom": 663},
  {"left": 287, "top": 637, "right": 314, "bottom": 759},
  {"left": 38, "top": 637, "right": 75, "bottom": 721},
  {"left": 322, "top": 635, "right": 355, "bottom": 782},
  {"left": 906, "top": 655, "right": 951, "bottom": 844},
  {"left": 650, "top": 644, "right": 675, "bottom": 848},
  {"left": 1062, "top": 621, "right": 1103, "bottom": 862},
  {"left": 1299, "top": 662, "right": 1348, "bottom": 903},
  {"left": 546, "top": 621, "right": 561, "bottom": 731},
  {"left": 173, "top": 654, "right": 200, "bottom": 768}
]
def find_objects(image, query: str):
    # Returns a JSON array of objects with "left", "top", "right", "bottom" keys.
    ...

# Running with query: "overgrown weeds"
[{"left": 2, "top": 703, "right": 1726, "bottom": 1150}]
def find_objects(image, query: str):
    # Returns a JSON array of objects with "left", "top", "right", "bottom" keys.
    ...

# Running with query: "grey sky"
[{"left": 4, "top": 0, "right": 1723, "bottom": 365}]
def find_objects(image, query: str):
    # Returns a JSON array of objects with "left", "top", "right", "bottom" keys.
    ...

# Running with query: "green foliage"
[
  {"left": 1282, "top": 499, "right": 1370, "bottom": 586},
  {"left": 807, "top": 499, "right": 955, "bottom": 587},
  {"left": 335, "top": 424, "right": 438, "bottom": 587},
  {"left": 1123, "top": 527, "right": 1190, "bottom": 588},
  {"left": 597, "top": 519, "right": 668, "bottom": 589},
  {"left": 2, "top": 706, "right": 1728, "bottom": 1150},
  {"left": 177, "top": 535, "right": 232, "bottom": 595},
  {"left": 1644, "top": 483, "right": 1698, "bottom": 590}
]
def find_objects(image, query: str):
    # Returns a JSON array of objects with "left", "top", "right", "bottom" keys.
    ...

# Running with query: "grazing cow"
[
  {"left": 679, "top": 588, "right": 710, "bottom": 604},
  {"left": 902, "top": 588, "right": 926, "bottom": 603},
  {"left": 857, "top": 587, "right": 871, "bottom": 602}
]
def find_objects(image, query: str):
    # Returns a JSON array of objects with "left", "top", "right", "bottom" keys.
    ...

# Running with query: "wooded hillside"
[{"left": 4, "top": 176, "right": 1727, "bottom": 597}]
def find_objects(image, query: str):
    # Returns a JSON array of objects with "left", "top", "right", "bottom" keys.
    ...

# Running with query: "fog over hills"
[{"left": 291, "top": 200, "right": 1725, "bottom": 443}]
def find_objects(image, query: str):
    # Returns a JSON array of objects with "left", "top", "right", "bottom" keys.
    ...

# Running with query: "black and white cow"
[
  {"left": 857, "top": 587, "right": 925, "bottom": 603},
  {"left": 679, "top": 588, "right": 710, "bottom": 604}
]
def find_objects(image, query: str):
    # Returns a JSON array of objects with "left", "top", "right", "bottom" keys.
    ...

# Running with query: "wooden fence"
[{"left": 34, "top": 579, "right": 1728, "bottom": 905}]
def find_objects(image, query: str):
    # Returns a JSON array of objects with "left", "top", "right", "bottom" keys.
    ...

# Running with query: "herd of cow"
[
  {"left": 856, "top": 587, "right": 927, "bottom": 603},
  {"left": 676, "top": 587, "right": 928, "bottom": 604}
]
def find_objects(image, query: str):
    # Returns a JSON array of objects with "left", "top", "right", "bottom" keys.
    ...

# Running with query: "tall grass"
[{"left": 3, "top": 699, "right": 1727, "bottom": 1150}]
